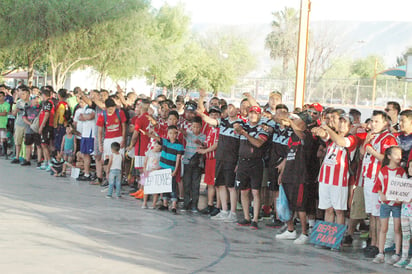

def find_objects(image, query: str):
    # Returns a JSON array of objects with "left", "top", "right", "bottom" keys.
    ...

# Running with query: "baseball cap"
[
  {"left": 249, "top": 106, "right": 262, "bottom": 114},
  {"left": 310, "top": 103, "right": 323, "bottom": 113},
  {"left": 185, "top": 102, "right": 197, "bottom": 112},
  {"left": 339, "top": 113, "right": 354, "bottom": 124},
  {"left": 209, "top": 106, "right": 221, "bottom": 114}
]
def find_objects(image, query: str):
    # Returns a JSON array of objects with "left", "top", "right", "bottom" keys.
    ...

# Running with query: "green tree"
[
  {"left": 350, "top": 55, "right": 385, "bottom": 78},
  {"left": 265, "top": 7, "right": 299, "bottom": 78}
]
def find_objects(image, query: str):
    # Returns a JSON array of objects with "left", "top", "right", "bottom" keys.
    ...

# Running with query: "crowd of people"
[{"left": 2, "top": 83, "right": 412, "bottom": 268}]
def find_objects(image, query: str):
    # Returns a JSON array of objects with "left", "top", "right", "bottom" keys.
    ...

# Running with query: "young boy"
[
  {"left": 181, "top": 116, "right": 206, "bottom": 212},
  {"left": 106, "top": 142, "right": 123, "bottom": 198},
  {"left": 147, "top": 125, "right": 184, "bottom": 214},
  {"left": 38, "top": 88, "right": 55, "bottom": 171},
  {"left": 0, "top": 91, "right": 11, "bottom": 159}
]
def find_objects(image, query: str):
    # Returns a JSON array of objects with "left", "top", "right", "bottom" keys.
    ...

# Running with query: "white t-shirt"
[{"left": 74, "top": 106, "right": 96, "bottom": 138}]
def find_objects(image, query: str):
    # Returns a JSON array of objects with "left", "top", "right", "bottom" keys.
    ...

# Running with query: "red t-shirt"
[
  {"left": 96, "top": 109, "right": 126, "bottom": 139},
  {"left": 134, "top": 112, "right": 150, "bottom": 156},
  {"left": 205, "top": 126, "right": 219, "bottom": 160},
  {"left": 39, "top": 99, "right": 55, "bottom": 127}
]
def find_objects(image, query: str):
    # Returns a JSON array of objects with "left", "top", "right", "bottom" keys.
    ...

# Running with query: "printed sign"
[
  {"left": 386, "top": 177, "right": 412, "bottom": 202},
  {"left": 143, "top": 169, "right": 172, "bottom": 194},
  {"left": 309, "top": 221, "right": 347, "bottom": 249}
]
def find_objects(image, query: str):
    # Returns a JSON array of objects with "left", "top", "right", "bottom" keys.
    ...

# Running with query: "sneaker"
[
  {"left": 250, "top": 221, "right": 258, "bottom": 230},
  {"left": 387, "top": 254, "right": 401, "bottom": 265},
  {"left": 100, "top": 186, "right": 109, "bottom": 192},
  {"left": 210, "top": 207, "right": 221, "bottom": 217},
  {"left": 39, "top": 163, "right": 46, "bottom": 170},
  {"left": 406, "top": 262, "right": 412, "bottom": 270},
  {"left": 171, "top": 208, "right": 177, "bottom": 214},
  {"left": 141, "top": 204, "right": 148, "bottom": 209},
  {"left": 294, "top": 234, "right": 309, "bottom": 245},
  {"left": 21, "top": 160, "right": 31, "bottom": 166},
  {"left": 45, "top": 165, "right": 51, "bottom": 172},
  {"left": 342, "top": 235, "right": 353, "bottom": 247},
  {"left": 211, "top": 211, "right": 229, "bottom": 221},
  {"left": 116, "top": 196, "right": 122, "bottom": 199},
  {"left": 224, "top": 212, "right": 238, "bottom": 223},
  {"left": 364, "top": 246, "right": 379, "bottom": 258},
  {"left": 105, "top": 195, "right": 112, "bottom": 199},
  {"left": 372, "top": 253, "right": 385, "bottom": 264},
  {"left": 276, "top": 230, "right": 297, "bottom": 240},
  {"left": 11, "top": 158, "right": 20, "bottom": 164},
  {"left": 394, "top": 258, "right": 409, "bottom": 268},
  {"left": 266, "top": 219, "right": 284, "bottom": 228},
  {"left": 200, "top": 206, "right": 212, "bottom": 215},
  {"left": 191, "top": 208, "right": 199, "bottom": 214},
  {"left": 237, "top": 219, "right": 251, "bottom": 226},
  {"left": 37, "top": 161, "right": 42, "bottom": 168},
  {"left": 77, "top": 175, "right": 92, "bottom": 181},
  {"left": 158, "top": 205, "right": 168, "bottom": 211}
]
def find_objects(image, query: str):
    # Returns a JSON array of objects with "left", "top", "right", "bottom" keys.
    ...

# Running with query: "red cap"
[
  {"left": 249, "top": 106, "right": 262, "bottom": 114},
  {"left": 310, "top": 103, "right": 323, "bottom": 113}
]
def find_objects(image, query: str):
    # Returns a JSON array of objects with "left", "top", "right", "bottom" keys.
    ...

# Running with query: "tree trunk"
[{"left": 27, "top": 55, "right": 34, "bottom": 85}]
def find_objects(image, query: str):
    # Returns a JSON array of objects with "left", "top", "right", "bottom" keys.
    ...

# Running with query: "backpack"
[{"left": 56, "top": 101, "right": 72, "bottom": 124}]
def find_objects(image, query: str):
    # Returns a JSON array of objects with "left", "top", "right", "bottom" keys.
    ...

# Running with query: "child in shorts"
[
  {"left": 50, "top": 150, "right": 66, "bottom": 177},
  {"left": 106, "top": 142, "right": 123, "bottom": 199},
  {"left": 372, "top": 146, "right": 405, "bottom": 264},
  {"left": 60, "top": 124, "right": 76, "bottom": 164},
  {"left": 141, "top": 140, "right": 162, "bottom": 209}
]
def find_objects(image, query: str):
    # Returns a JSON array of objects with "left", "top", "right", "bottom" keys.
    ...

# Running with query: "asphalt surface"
[{"left": 0, "top": 159, "right": 408, "bottom": 273}]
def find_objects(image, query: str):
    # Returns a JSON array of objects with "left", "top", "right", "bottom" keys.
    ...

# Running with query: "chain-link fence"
[{"left": 230, "top": 77, "right": 412, "bottom": 109}]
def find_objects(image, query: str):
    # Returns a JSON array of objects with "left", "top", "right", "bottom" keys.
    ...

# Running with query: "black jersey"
[
  {"left": 270, "top": 123, "right": 294, "bottom": 166},
  {"left": 282, "top": 132, "right": 307, "bottom": 185},
  {"left": 238, "top": 120, "right": 269, "bottom": 159},
  {"left": 215, "top": 117, "right": 241, "bottom": 162}
]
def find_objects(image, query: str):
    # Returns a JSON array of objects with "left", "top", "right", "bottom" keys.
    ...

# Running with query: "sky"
[{"left": 152, "top": 0, "right": 412, "bottom": 25}]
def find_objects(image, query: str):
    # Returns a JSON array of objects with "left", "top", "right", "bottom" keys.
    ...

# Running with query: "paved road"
[{"left": 0, "top": 159, "right": 406, "bottom": 273}]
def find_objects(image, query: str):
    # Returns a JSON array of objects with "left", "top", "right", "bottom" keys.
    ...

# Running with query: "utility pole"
[{"left": 294, "top": 0, "right": 311, "bottom": 109}]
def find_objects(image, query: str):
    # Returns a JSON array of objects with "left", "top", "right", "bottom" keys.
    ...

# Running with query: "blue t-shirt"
[{"left": 159, "top": 138, "right": 184, "bottom": 172}]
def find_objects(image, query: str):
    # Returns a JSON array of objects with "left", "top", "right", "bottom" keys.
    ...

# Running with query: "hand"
[
  {"left": 365, "top": 145, "right": 375, "bottom": 155},
  {"left": 139, "top": 129, "right": 147, "bottom": 135},
  {"left": 197, "top": 148, "right": 206, "bottom": 154},
  {"left": 365, "top": 132, "right": 375, "bottom": 144},
  {"left": 171, "top": 170, "right": 177, "bottom": 177},
  {"left": 242, "top": 92, "right": 252, "bottom": 98},
  {"left": 146, "top": 114, "right": 156, "bottom": 124},
  {"left": 379, "top": 192, "right": 387, "bottom": 202},
  {"left": 120, "top": 139, "right": 125, "bottom": 148}
]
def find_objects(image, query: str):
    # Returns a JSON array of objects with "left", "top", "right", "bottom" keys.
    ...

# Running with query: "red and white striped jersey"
[
  {"left": 205, "top": 126, "right": 219, "bottom": 160},
  {"left": 372, "top": 166, "right": 406, "bottom": 205},
  {"left": 318, "top": 135, "right": 358, "bottom": 187},
  {"left": 362, "top": 130, "right": 398, "bottom": 180}
]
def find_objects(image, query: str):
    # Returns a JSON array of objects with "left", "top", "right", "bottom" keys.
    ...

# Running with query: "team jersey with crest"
[
  {"left": 282, "top": 132, "right": 307, "bottom": 185},
  {"left": 318, "top": 135, "right": 358, "bottom": 187},
  {"left": 238, "top": 120, "right": 269, "bottom": 159},
  {"left": 215, "top": 117, "right": 242, "bottom": 162},
  {"left": 362, "top": 130, "right": 398, "bottom": 179}
]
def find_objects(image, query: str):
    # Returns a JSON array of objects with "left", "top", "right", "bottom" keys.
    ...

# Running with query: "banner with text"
[
  {"left": 143, "top": 169, "right": 172, "bottom": 194},
  {"left": 386, "top": 177, "right": 412, "bottom": 202},
  {"left": 309, "top": 221, "right": 347, "bottom": 249}
]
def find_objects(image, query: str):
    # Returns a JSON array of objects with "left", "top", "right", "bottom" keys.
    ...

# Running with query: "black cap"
[{"left": 208, "top": 106, "right": 221, "bottom": 114}]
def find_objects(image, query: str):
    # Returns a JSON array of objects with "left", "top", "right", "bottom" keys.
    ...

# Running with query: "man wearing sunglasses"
[{"left": 385, "top": 101, "right": 401, "bottom": 133}]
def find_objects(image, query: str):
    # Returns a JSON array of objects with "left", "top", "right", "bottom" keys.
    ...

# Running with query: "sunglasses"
[
  {"left": 308, "top": 110, "right": 318, "bottom": 115},
  {"left": 384, "top": 108, "right": 391, "bottom": 112}
]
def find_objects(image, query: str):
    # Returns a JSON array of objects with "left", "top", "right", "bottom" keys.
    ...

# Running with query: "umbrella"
[{"left": 378, "top": 65, "right": 406, "bottom": 77}]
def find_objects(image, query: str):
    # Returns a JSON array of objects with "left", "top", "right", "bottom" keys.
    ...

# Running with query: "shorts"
[
  {"left": 364, "top": 177, "right": 380, "bottom": 217},
  {"left": 103, "top": 136, "right": 124, "bottom": 159},
  {"left": 204, "top": 159, "right": 216, "bottom": 185},
  {"left": 318, "top": 182, "right": 348, "bottom": 211},
  {"left": 237, "top": 158, "right": 263, "bottom": 191},
  {"left": 40, "top": 126, "right": 53, "bottom": 145},
  {"left": 14, "top": 125, "right": 25, "bottom": 145},
  {"left": 63, "top": 149, "right": 74, "bottom": 158},
  {"left": 80, "top": 137, "right": 94, "bottom": 155},
  {"left": 54, "top": 125, "right": 66, "bottom": 151},
  {"left": 24, "top": 133, "right": 41, "bottom": 146},
  {"left": 282, "top": 182, "right": 307, "bottom": 212},
  {"left": 350, "top": 186, "right": 367, "bottom": 219},
  {"left": 261, "top": 167, "right": 269, "bottom": 188},
  {"left": 0, "top": 128, "right": 7, "bottom": 139},
  {"left": 380, "top": 203, "right": 401, "bottom": 218},
  {"left": 215, "top": 160, "right": 237, "bottom": 188}
]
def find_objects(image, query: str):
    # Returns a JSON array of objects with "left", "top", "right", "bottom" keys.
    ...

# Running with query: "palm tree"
[{"left": 265, "top": 7, "right": 299, "bottom": 79}]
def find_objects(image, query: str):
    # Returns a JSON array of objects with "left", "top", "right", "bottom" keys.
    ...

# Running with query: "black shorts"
[
  {"left": 25, "top": 133, "right": 41, "bottom": 146},
  {"left": 215, "top": 160, "right": 237, "bottom": 188},
  {"left": 41, "top": 126, "right": 53, "bottom": 145},
  {"left": 268, "top": 167, "right": 280, "bottom": 192},
  {"left": 282, "top": 182, "right": 307, "bottom": 212},
  {"left": 237, "top": 158, "right": 263, "bottom": 190}
]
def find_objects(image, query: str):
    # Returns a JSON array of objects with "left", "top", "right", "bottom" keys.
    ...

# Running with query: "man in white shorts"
[{"left": 312, "top": 113, "right": 358, "bottom": 225}]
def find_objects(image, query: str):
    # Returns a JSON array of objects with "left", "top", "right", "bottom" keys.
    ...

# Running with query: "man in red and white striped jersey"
[
  {"left": 312, "top": 113, "right": 357, "bottom": 225},
  {"left": 361, "top": 110, "right": 398, "bottom": 249}
]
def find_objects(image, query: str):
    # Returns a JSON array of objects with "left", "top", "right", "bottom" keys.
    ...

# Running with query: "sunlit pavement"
[{"left": 0, "top": 160, "right": 406, "bottom": 273}]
